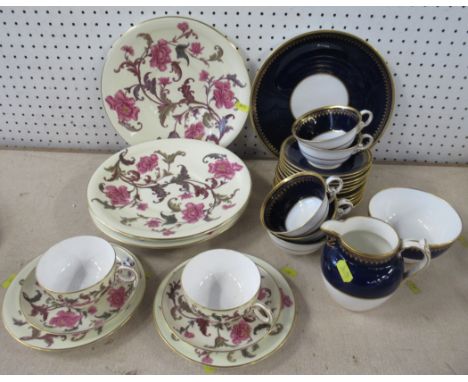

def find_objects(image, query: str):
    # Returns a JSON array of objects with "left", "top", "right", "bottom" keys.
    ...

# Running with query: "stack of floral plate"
[
  {"left": 87, "top": 139, "right": 251, "bottom": 249},
  {"left": 2, "top": 244, "right": 145, "bottom": 351},
  {"left": 153, "top": 249, "right": 296, "bottom": 367},
  {"left": 273, "top": 136, "right": 372, "bottom": 206}
]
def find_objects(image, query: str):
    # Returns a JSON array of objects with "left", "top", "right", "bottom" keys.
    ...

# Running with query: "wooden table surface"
[{"left": 0, "top": 149, "right": 467, "bottom": 374}]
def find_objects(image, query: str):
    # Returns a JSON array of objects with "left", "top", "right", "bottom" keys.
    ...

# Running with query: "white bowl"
[
  {"left": 369, "top": 187, "right": 462, "bottom": 258},
  {"left": 297, "top": 134, "right": 374, "bottom": 169}
]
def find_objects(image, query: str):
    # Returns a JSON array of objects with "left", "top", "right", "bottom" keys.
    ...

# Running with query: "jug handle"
[{"left": 401, "top": 239, "right": 431, "bottom": 279}]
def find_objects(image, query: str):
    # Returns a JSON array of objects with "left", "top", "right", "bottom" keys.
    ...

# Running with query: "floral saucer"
[
  {"left": 19, "top": 254, "right": 139, "bottom": 335},
  {"left": 161, "top": 264, "right": 281, "bottom": 352},
  {"left": 153, "top": 255, "right": 295, "bottom": 367},
  {"left": 102, "top": 16, "right": 250, "bottom": 147},
  {"left": 2, "top": 245, "right": 145, "bottom": 351},
  {"left": 87, "top": 139, "right": 251, "bottom": 242}
]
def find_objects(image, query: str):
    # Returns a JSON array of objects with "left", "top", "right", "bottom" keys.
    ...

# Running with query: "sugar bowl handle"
[
  {"left": 251, "top": 302, "right": 273, "bottom": 324},
  {"left": 401, "top": 239, "right": 431, "bottom": 279}
]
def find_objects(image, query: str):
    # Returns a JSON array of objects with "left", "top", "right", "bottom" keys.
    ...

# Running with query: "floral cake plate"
[
  {"left": 161, "top": 264, "right": 281, "bottom": 352},
  {"left": 89, "top": 203, "right": 246, "bottom": 249},
  {"left": 87, "top": 139, "right": 251, "bottom": 243},
  {"left": 153, "top": 255, "right": 295, "bottom": 367},
  {"left": 19, "top": 254, "right": 139, "bottom": 335},
  {"left": 102, "top": 16, "right": 251, "bottom": 147},
  {"left": 2, "top": 245, "right": 145, "bottom": 351}
]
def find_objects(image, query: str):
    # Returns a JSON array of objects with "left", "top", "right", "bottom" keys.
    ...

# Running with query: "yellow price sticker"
[
  {"left": 2, "top": 273, "right": 16, "bottom": 289},
  {"left": 203, "top": 365, "right": 216, "bottom": 374},
  {"left": 336, "top": 260, "right": 353, "bottom": 283},
  {"left": 280, "top": 266, "right": 298, "bottom": 279},
  {"left": 458, "top": 236, "right": 468, "bottom": 248},
  {"left": 234, "top": 101, "right": 250, "bottom": 113},
  {"left": 405, "top": 280, "right": 421, "bottom": 294}
]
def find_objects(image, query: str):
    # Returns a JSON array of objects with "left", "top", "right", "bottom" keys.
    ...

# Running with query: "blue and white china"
[
  {"left": 369, "top": 188, "right": 462, "bottom": 259},
  {"left": 292, "top": 106, "right": 373, "bottom": 150},
  {"left": 250, "top": 30, "right": 394, "bottom": 156},
  {"left": 295, "top": 133, "right": 374, "bottom": 170},
  {"left": 267, "top": 198, "right": 353, "bottom": 255},
  {"left": 320, "top": 216, "right": 431, "bottom": 311},
  {"left": 260, "top": 172, "right": 343, "bottom": 238}
]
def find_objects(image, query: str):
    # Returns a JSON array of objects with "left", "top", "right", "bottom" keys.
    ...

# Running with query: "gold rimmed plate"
[{"left": 250, "top": 30, "right": 394, "bottom": 156}]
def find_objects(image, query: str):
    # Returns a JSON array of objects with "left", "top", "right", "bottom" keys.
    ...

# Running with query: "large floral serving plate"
[
  {"left": 20, "top": 253, "right": 139, "bottom": 335},
  {"left": 87, "top": 139, "right": 251, "bottom": 241},
  {"left": 102, "top": 16, "right": 251, "bottom": 147},
  {"left": 2, "top": 245, "right": 145, "bottom": 351},
  {"left": 153, "top": 255, "right": 295, "bottom": 367},
  {"left": 250, "top": 30, "right": 394, "bottom": 156},
  {"left": 161, "top": 264, "right": 281, "bottom": 352}
]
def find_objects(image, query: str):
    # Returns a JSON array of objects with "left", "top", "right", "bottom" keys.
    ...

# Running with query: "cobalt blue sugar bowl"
[{"left": 320, "top": 216, "right": 431, "bottom": 312}]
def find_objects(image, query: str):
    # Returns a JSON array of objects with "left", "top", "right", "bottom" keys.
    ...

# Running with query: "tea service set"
[{"left": 2, "top": 16, "right": 463, "bottom": 367}]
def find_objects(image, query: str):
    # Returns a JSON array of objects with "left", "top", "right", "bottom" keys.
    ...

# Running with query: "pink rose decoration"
[
  {"left": 136, "top": 154, "right": 159, "bottom": 174},
  {"left": 162, "top": 228, "right": 175, "bottom": 236},
  {"left": 159, "top": 77, "right": 171, "bottom": 86},
  {"left": 150, "top": 39, "right": 172, "bottom": 71},
  {"left": 104, "top": 185, "right": 130, "bottom": 206},
  {"left": 201, "top": 355, "right": 213, "bottom": 364},
  {"left": 107, "top": 286, "right": 126, "bottom": 309},
  {"left": 121, "top": 45, "right": 134, "bottom": 55},
  {"left": 208, "top": 159, "right": 243, "bottom": 180},
  {"left": 49, "top": 310, "right": 82, "bottom": 328},
  {"left": 213, "top": 80, "right": 235, "bottom": 109},
  {"left": 257, "top": 287, "right": 268, "bottom": 301},
  {"left": 93, "top": 319, "right": 104, "bottom": 329},
  {"left": 184, "top": 331, "right": 195, "bottom": 338},
  {"left": 145, "top": 218, "right": 161, "bottom": 229},
  {"left": 105, "top": 90, "right": 140, "bottom": 123},
  {"left": 222, "top": 204, "right": 236, "bottom": 210},
  {"left": 177, "top": 22, "right": 189, "bottom": 32},
  {"left": 230, "top": 319, "right": 251, "bottom": 345},
  {"left": 199, "top": 70, "right": 209, "bottom": 81},
  {"left": 87, "top": 305, "right": 97, "bottom": 314},
  {"left": 137, "top": 202, "right": 148, "bottom": 211},
  {"left": 189, "top": 42, "right": 204, "bottom": 56},
  {"left": 280, "top": 288, "right": 293, "bottom": 308},
  {"left": 184, "top": 122, "right": 205, "bottom": 140},
  {"left": 182, "top": 202, "right": 205, "bottom": 223}
]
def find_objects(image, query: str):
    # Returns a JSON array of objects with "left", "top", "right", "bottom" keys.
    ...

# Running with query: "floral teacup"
[
  {"left": 181, "top": 249, "right": 274, "bottom": 324},
  {"left": 35, "top": 236, "right": 136, "bottom": 307}
]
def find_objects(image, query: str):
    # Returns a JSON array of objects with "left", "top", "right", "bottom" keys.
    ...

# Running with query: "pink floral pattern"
[
  {"left": 150, "top": 39, "right": 172, "bottom": 71},
  {"left": 213, "top": 80, "right": 235, "bottom": 109},
  {"left": 107, "top": 21, "right": 247, "bottom": 144},
  {"left": 182, "top": 202, "right": 205, "bottom": 223},
  {"left": 49, "top": 311, "right": 82, "bottom": 328},
  {"left": 136, "top": 154, "right": 159, "bottom": 174},
  {"left": 105, "top": 90, "right": 140, "bottom": 123},
  {"left": 107, "top": 287, "right": 126, "bottom": 309},
  {"left": 208, "top": 158, "right": 243, "bottom": 180},
  {"left": 104, "top": 185, "right": 130, "bottom": 206},
  {"left": 230, "top": 319, "right": 251, "bottom": 345},
  {"left": 92, "top": 150, "right": 243, "bottom": 236}
]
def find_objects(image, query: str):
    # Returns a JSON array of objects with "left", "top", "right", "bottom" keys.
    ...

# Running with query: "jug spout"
[{"left": 320, "top": 219, "right": 345, "bottom": 238}]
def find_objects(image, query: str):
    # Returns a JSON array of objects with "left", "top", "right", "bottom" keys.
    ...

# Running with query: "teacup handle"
[
  {"left": 325, "top": 176, "right": 343, "bottom": 200},
  {"left": 335, "top": 198, "right": 353, "bottom": 219},
  {"left": 401, "top": 239, "right": 431, "bottom": 279},
  {"left": 115, "top": 265, "right": 138, "bottom": 283},
  {"left": 251, "top": 302, "right": 273, "bottom": 324},
  {"left": 353, "top": 134, "right": 374, "bottom": 154},
  {"left": 358, "top": 110, "right": 374, "bottom": 130}
]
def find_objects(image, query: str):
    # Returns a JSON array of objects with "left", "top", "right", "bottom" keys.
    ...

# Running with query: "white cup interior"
[
  {"left": 369, "top": 188, "right": 462, "bottom": 245},
  {"left": 181, "top": 249, "right": 260, "bottom": 310},
  {"left": 36, "top": 236, "right": 115, "bottom": 293}
]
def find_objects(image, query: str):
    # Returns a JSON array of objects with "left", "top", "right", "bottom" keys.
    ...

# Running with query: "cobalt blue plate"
[{"left": 250, "top": 30, "right": 394, "bottom": 156}]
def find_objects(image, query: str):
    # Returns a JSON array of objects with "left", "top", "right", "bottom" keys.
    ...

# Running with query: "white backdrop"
[{"left": 0, "top": 6, "right": 467, "bottom": 164}]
